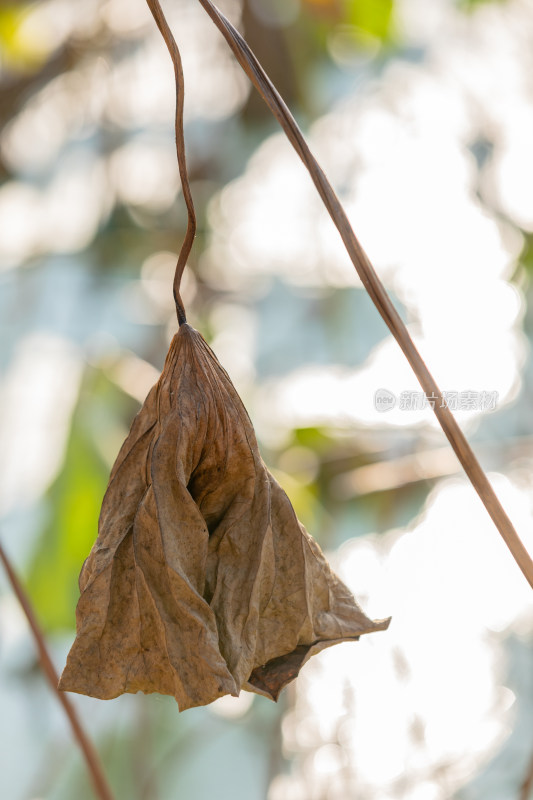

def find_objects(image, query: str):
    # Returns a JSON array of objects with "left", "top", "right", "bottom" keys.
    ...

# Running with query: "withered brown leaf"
[{"left": 59, "top": 324, "right": 390, "bottom": 710}]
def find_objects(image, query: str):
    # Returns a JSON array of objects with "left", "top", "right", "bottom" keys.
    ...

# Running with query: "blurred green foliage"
[
  {"left": 0, "top": 3, "right": 49, "bottom": 72},
  {"left": 27, "top": 370, "right": 130, "bottom": 632},
  {"left": 346, "top": 0, "right": 395, "bottom": 40},
  {"left": 457, "top": 0, "right": 505, "bottom": 9}
]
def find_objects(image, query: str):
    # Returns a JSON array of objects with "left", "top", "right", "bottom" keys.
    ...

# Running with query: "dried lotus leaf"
[{"left": 59, "top": 324, "right": 389, "bottom": 710}]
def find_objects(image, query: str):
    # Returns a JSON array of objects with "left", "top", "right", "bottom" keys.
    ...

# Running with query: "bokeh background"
[{"left": 1, "top": 0, "right": 533, "bottom": 798}]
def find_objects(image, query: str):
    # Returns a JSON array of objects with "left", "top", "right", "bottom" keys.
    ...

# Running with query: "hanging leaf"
[
  {"left": 59, "top": 324, "right": 390, "bottom": 710},
  {"left": 59, "top": 0, "right": 390, "bottom": 709}
]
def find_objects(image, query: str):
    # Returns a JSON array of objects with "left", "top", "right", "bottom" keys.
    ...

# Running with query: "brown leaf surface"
[{"left": 59, "top": 324, "right": 390, "bottom": 710}]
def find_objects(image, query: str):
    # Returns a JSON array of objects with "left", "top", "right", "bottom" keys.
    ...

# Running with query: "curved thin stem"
[
  {"left": 0, "top": 540, "right": 114, "bottom": 800},
  {"left": 146, "top": 0, "right": 196, "bottom": 325},
  {"left": 192, "top": 0, "right": 533, "bottom": 589}
]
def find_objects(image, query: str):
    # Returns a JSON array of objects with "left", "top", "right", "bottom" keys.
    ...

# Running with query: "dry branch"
[
  {"left": 0, "top": 541, "right": 114, "bottom": 800},
  {"left": 520, "top": 746, "right": 533, "bottom": 800}
]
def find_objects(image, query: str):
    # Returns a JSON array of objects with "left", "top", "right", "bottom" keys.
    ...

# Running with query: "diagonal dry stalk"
[
  {"left": 0, "top": 541, "right": 114, "bottom": 800},
  {"left": 177, "top": 0, "right": 533, "bottom": 589}
]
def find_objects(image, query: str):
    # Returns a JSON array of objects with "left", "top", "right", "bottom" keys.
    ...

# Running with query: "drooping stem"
[
  {"left": 189, "top": 0, "right": 533, "bottom": 588},
  {"left": 146, "top": 0, "right": 196, "bottom": 325},
  {"left": 0, "top": 540, "right": 114, "bottom": 800}
]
